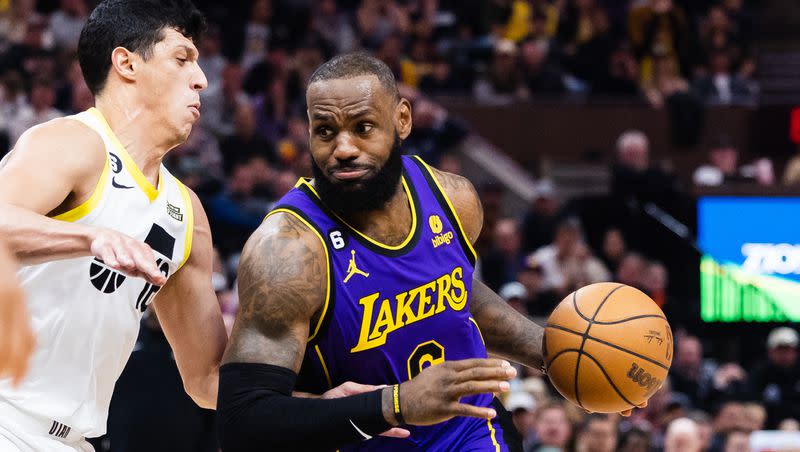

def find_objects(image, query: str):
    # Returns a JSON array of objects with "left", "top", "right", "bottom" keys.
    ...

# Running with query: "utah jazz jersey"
[
  {"left": 270, "top": 156, "right": 508, "bottom": 451},
  {"left": 0, "top": 108, "right": 194, "bottom": 438}
]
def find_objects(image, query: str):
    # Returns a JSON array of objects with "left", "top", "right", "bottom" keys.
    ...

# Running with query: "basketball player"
[
  {"left": 0, "top": 1, "right": 228, "bottom": 450},
  {"left": 0, "top": 239, "right": 34, "bottom": 387}
]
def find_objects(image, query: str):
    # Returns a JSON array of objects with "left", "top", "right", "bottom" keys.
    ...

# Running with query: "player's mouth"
[
  {"left": 188, "top": 102, "right": 201, "bottom": 119},
  {"left": 330, "top": 167, "right": 370, "bottom": 181}
]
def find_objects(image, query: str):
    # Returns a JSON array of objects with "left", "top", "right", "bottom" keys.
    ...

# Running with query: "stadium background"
[{"left": 2, "top": 0, "right": 800, "bottom": 451}]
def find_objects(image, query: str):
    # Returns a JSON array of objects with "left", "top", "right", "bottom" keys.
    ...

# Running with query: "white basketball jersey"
[{"left": 0, "top": 108, "right": 194, "bottom": 437}]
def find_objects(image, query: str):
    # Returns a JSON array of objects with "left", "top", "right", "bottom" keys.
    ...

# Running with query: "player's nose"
[
  {"left": 332, "top": 132, "right": 360, "bottom": 160},
  {"left": 193, "top": 65, "right": 208, "bottom": 91}
]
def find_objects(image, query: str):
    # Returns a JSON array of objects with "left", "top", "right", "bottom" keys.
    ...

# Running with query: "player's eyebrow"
[{"left": 175, "top": 44, "right": 198, "bottom": 59}]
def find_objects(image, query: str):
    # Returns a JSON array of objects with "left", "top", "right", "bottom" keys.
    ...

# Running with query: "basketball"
[{"left": 544, "top": 282, "right": 673, "bottom": 413}]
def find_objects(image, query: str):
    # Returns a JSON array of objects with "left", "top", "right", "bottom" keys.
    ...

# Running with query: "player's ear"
[
  {"left": 110, "top": 47, "right": 137, "bottom": 83},
  {"left": 395, "top": 98, "right": 412, "bottom": 141}
]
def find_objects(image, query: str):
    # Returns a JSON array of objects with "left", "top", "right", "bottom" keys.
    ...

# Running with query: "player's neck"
[
  {"left": 93, "top": 97, "right": 173, "bottom": 185},
  {"left": 341, "top": 183, "right": 412, "bottom": 246}
]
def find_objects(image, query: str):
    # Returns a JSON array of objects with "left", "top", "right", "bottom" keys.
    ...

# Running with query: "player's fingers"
[
  {"left": 341, "top": 382, "right": 385, "bottom": 396},
  {"left": 380, "top": 428, "right": 411, "bottom": 439},
  {"left": 456, "top": 365, "right": 516, "bottom": 383},
  {"left": 637, "top": 400, "right": 648, "bottom": 409},
  {"left": 112, "top": 247, "right": 136, "bottom": 273},
  {"left": 446, "top": 358, "right": 513, "bottom": 373},
  {"left": 449, "top": 380, "right": 511, "bottom": 397},
  {"left": 96, "top": 245, "right": 120, "bottom": 269},
  {"left": 620, "top": 409, "right": 633, "bottom": 417},
  {"left": 130, "top": 248, "right": 167, "bottom": 286},
  {"left": 448, "top": 402, "right": 497, "bottom": 420}
]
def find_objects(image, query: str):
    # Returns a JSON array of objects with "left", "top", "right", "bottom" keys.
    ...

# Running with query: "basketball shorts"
[{"left": 0, "top": 401, "right": 94, "bottom": 452}]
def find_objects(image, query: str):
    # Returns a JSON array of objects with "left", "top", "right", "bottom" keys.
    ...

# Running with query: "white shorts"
[{"left": 0, "top": 402, "right": 93, "bottom": 452}]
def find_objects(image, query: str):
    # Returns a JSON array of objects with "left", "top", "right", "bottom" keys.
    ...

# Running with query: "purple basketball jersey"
[{"left": 270, "top": 156, "right": 508, "bottom": 451}]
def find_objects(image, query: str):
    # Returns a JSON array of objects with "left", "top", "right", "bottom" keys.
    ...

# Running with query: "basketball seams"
[
  {"left": 574, "top": 284, "right": 626, "bottom": 409},
  {"left": 547, "top": 323, "right": 671, "bottom": 370},
  {"left": 580, "top": 351, "right": 637, "bottom": 408}
]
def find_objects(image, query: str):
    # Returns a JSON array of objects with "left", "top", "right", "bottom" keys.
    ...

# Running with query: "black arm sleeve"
[{"left": 217, "top": 362, "right": 392, "bottom": 452}]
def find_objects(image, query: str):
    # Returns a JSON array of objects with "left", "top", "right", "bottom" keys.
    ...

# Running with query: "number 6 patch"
[{"left": 329, "top": 230, "right": 347, "bottom": 250}]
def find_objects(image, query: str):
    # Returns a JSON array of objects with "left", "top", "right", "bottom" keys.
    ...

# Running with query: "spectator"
[
  {"left": 220, "top": 103, "right": 276, "bottom": 175},
  {"left": 688, "top": 410, "right": 714, "bottom": 451},
  {"left": 312, "top": 0, "right": 358, "bottom": 54},
  {"left": 519, "top": 37, "right": 565, "bottom": 95},
  {"left": 418, "top": 53, "right": 461, "bottom": 96},
  {"left": 617, "top": 426, "right": 651, "bottom": 452},
  {"left": 499, "top": 281, "right": 529, "bottom": 315},
  {"left": 576, "top": 414, "right": 618, "bottom": 452},
  {"left": 778, "top": 418, "right": 800, "bottom": 431},
  {"left": 473, "top": 39, "right": 529, "bottom": 104},
  {"left": 521, "top": 179, "right": 561, "bottom": 254},
  {"left": 742, "top": 402, "right": 767, "bottom": 432},
  {"left": 628, "top": 0, "right": 691, "bottom": 83},
  {"left": 198, "top": 24, "right": 227, "bottom": 92},
  {"left": 600, "top": 227, "right": 626, "bottom": 275},
  {"left": 663, "top": 417, "right": 702, "bottom": 452},
  {"left": 671, "top": 335, "right": 716, "bottom": 408},
  {"left": 747, "top": 327, "right": 800, "bottom": 427},
  {"left": 691, "top": 49, "right": 754, "bottom": 106},
  {"left": 356, "top": 0, "right": 409, "bottom": 49},
  {"left": 721, "top": 429, "right": 749, "bottom": 452},
  {"left": 402, "top": 96, "right": 469, "bottom": 164},
  {"left": 528, "top": 402, "right": 572, "bottom": 452},
  {"left": 531, "top": 216, "right": 583, "bottom": 295},
  {"left": 615, "top": 252, "right": 646, "bottom": 290},
  {"left": 781, "top": 145, "right": 800, "bottom": 187},
  {"left": 517, "top": 255, "right": 561, "bottom": 318},
  {"left": 611, "top": 129, "right": 677, "bottom": 211},
  {"left": 201, "top": 62, "right": 250, "bottom": 138},
  {"left": 591, "top": 40, "right": 641, "bottom": 97},
  {"left": 505, "top": 391, "right": 538, "bottom": 450},
  {"left": 240, "top": 0, "right": 273, "bottom": 71},
  {"left": 642, "top": 261, "right": 668, "bottom": 309},
  {"left": 643, "top": 55, "right": 689, "bottom": 109},
  {"left": 7, "top": 78, "right": 62, "bottom": 146},
  {"left": 693, "top": 137, "right": 774, "bottom": 187},
  {"left": 482, "top": 217, "right": 526, "bottom": 291},
  {"left": 47, "top": 0, "right": 88, "bottom": 53}
]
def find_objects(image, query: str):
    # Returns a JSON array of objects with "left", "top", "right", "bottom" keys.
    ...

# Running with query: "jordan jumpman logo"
[{"left": 344, "top": 249, "right": 369, "bottom": 283}]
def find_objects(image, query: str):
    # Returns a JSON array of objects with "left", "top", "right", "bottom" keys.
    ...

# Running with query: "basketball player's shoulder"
[
  {"left": 428, "top": 166, "right": 483, "bottom": 243},
  {"left": 13, "top": 116, "right": 106, "bottom": 177},
  {"left": 235, "top": 210, "right": 328, "bottom": 329}
]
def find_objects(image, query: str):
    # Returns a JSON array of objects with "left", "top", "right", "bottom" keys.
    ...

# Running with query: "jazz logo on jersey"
[
  {"left": 429, "top": 215, "right": 454, "bottom": 249},
  {"left": 351, "top": 266, "right": 467, "bottom": 352},
  {"left": 344, "top": 249, "right": 369, "bottom": 283}
]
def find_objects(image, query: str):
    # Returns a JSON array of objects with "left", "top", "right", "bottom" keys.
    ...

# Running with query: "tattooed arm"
[
  {"left": 217, "top": 211, "right": 517, "bottom": 451},
  {"left": 430, "top": 167, "right": 545, "bottom": 371}
]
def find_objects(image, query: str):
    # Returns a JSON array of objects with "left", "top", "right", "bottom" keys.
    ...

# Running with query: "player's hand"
[
  {"left": 620, "top": 400, "right": 648, "bottom": 417},
  {"left": 0, "top": 249, "right": 35, "bottom": 386},
  {"left": 395, "top": 359, "right": 516, "bottom": 426},
  {"left": 321, "top": 382, "right": 411, "bottom": 439},
  {"left": 89, "top": 227, "right": 166, "bottom": 286}
]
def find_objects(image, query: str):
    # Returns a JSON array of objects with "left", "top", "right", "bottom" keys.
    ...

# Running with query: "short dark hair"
[
  {"left": 307, "top": 52, "right": 399, "bottom": 100},
  {"left": 78, "top": 0, "right": 206, "bottom": 95}
]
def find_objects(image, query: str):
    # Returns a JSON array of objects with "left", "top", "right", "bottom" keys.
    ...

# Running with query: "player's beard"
[{"left": 312, "top": 133, "right": 404, "bottom": 216}]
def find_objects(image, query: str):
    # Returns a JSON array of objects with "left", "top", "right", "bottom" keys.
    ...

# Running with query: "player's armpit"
[
  {"left": 152, "top": 189, "right": 226, "bottom": 409},
  {"left": 470, "top": 278, "right": 545, "bottom": 371}
]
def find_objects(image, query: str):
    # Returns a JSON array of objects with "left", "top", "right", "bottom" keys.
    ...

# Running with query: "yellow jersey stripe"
[
  {"left": 175, "top": 180, "right": 194, "bottom": 270},
  {"left": 53, "top": 156, "right": 110, "bottom": 222},
  {"left": 87, "top": 108, "right": 161, "bottom": 202},
  {"left": 487, "top": 418, "right": 501, "bottom": 451},
  {"left": 315, "top": 345, "right": 333, "bottom": 389},
  {"left": 265, "top": 208, "right": 332, "bottom": 343},
  {"left": 469, "top": 317, "right": 486, "bottom": 345},
  {"left": 412, "top": 156, "right": 478, "bottom": 263},
  {"left": 296, "top": 177, "right": 419, "bottom": 251}
]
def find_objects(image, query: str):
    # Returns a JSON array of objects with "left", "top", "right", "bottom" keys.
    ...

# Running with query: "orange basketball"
[{"left": 543, "top": 282, "right": 673, "bottom": 413}]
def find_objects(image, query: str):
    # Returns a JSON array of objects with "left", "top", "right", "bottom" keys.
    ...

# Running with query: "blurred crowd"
[{"left": 2, "top": 1, "right": 799, "bottom": 452}]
